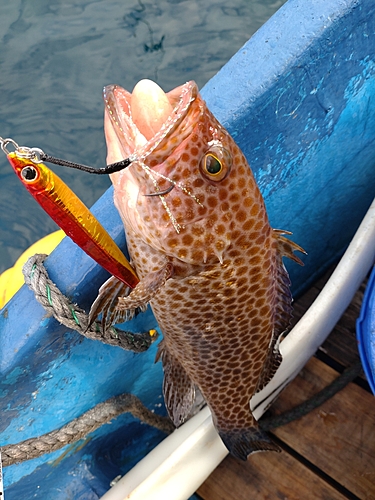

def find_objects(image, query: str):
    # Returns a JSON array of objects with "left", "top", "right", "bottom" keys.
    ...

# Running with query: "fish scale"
[{"left": 90, "top": 80, "right": 305, "bottom": 460}]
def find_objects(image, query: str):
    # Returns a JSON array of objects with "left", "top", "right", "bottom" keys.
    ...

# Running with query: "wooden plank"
[
  {"left": 197, "top": 443, "right": 346, "bottom": 500},
  {"left": 269, "top": 357, "right": 375, "bottom": 498},
  {"left": 291, "top": 266, "right": 368, "bottom": 375}
]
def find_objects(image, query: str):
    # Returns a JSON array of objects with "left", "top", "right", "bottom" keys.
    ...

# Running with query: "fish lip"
[
  {"left": 102, "top": 84, "right": 123, "bottom": 146},
  {"left": 103, "top": 83, "right": 139, "bottom": 158},
  {"left": 102, "top": 81, "right": 199, "bottom": 161}
]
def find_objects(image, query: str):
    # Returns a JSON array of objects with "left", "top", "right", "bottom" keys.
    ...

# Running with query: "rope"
[
  {"left": 22, "top": 254, "right": 157, "bottom": 353},
  {"left": 1, "top": 393, "right": 174, "bottom": 467},
  {"left": 2, "top": 361, "right": 362, "bottom": 467},
  {"left": 260, "top": 361, "right": 363, "bottom": 431}
]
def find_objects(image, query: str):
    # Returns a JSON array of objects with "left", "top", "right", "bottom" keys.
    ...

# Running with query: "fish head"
[{"left": 105, "top": 80, "right": 258, "bottom": 265}]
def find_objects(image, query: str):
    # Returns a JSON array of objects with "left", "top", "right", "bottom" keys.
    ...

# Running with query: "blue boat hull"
[{"left": 2, "top": 0, "right": 375, "bottom": 497}]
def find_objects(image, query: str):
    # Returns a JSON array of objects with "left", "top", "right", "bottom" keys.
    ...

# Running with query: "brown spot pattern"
[{"left": 111, "top": 82, "right": 295, "bottom": 440}]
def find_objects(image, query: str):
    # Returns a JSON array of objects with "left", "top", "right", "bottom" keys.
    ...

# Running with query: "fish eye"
[
  {"left": 205, "top": 154, "right": 222, "bottom": 175},
  {"left": 21, "top": 165, "right": 38, "bottom": 182},
  {"left": 199, "top": 145, "right": 232, "bottom": 182}
]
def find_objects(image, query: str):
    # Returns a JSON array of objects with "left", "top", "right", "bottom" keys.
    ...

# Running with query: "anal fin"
[{"left": 156, "top": 341, "right": 198, "bottom": 427}]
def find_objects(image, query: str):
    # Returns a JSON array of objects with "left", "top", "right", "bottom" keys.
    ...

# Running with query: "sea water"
[{"left": 0, "top": 0, "right": 286, "bottom": 274}]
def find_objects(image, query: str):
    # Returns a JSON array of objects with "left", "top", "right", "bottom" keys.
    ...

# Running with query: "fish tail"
[{"left": 219, "top": 427, "right": 281, "bottom": 460}]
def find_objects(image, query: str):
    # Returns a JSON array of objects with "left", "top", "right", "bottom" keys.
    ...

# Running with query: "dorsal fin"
[
  {"left": 256, "top": 230, "right": 306, "bottom": 392},
  {"left": 272, "top": 229, "right": 306, "bottom": 337},
  {"left": 273, "top": 229, "right": 306, "bottom": 266}
]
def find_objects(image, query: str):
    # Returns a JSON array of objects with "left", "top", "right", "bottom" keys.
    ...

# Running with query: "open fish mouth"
[
  {"left": 102, "top": 80, "right": 198, "bottom": 164},
  {"left": 104, "top": 79, "right": 239, "bottom": 258}
]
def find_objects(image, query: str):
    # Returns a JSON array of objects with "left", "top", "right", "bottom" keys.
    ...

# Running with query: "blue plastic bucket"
[{"left": 357, "top": 266, "right": 375, "bottom": 394}]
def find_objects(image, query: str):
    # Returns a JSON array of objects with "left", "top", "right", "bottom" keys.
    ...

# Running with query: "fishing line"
[
  {"left": 38, "top": 151, "right": 134, "bottom": 174},
  {"left": 0, "top": 136, "right": 134, "bottom": 174}
]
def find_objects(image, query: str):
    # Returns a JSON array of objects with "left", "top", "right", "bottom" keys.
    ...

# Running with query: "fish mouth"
[
  {"left": 103, "top": 80, "right": 207, "bottom": 243},
  {"left": 103, "top": 80, "right": 199, "bottom": 165}
]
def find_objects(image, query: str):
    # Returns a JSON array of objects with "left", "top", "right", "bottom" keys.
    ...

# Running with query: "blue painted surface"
[
  {"left": 203, "top": 0, "right": 375, "bottom": 295},
  {"left": 2, "top": 0, "right": 375, "bottom": 498},
  {"left": 1, "top": 188, "right": 166, "bottom": 497},
  {"left": 357, "top": 266, "right": 375, "bottom": 394}
]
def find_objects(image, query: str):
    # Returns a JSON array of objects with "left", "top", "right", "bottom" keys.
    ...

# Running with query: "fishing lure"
[{"left": 1, "top": 138, "right": 139, "bottom": 289}]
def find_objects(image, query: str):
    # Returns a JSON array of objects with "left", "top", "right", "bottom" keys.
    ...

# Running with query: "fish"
[
  {"left": 90, "top": 79, "right": 305, "bottom": 460},
  {"left": 7, "top": 152, "right": 139, "bottom": 289}
]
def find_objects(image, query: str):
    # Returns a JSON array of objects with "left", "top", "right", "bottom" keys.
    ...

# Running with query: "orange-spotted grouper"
[{"left": 89, "top": 79, "right": 305, "bottom": 460}]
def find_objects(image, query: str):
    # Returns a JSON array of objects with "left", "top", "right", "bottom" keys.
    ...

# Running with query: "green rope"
[
  {"left": 70, "top": 307, "right": 81, "bottom": 327},
  {"left": 46, "top": 284, "right": 52, "bottom": 306},
  {"left": 22, "top": 254, "right": 158, "bottom": 353}
]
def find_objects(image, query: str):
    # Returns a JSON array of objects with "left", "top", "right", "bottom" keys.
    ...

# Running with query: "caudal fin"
[{"left": 219, "top": 427, "right": 281, "bottom": 461}]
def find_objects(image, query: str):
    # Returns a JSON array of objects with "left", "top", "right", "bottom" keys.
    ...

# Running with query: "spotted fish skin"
[{"left": 94, "top": 80, "right": 304, "bottom": 460}]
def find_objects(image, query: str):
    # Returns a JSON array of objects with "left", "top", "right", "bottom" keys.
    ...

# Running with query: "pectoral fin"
[
  {"left": 88, "top": 261, "right": 173, "bottom": 330},
  {"left": 117, "top": 261, "right": 173, "bottom": 310}
]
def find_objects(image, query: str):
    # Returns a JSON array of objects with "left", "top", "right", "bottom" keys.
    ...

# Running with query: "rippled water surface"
[{"left": 0, "top": 0, "right": 286, "bottom": 273}]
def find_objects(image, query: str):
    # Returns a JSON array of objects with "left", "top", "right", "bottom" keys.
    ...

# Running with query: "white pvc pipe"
[
  {"left": 101, "top": 196, "right": 375, "bottom": 500},
  {"left": 252, "top": 195, "right": 375, "bottom": 415}
]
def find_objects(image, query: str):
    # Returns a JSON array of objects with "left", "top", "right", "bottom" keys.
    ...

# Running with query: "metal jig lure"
[{"left": 1, "top": 137, "right": 139, "bottom": 289}]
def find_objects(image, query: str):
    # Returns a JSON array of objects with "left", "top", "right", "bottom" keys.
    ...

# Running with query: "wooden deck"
[{"left": 196, "top": 268, "right": 375, "bottom": 500}]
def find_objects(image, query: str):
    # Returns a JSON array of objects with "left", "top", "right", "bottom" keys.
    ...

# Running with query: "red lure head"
[{"left": 7, "top": 153, "right": 51, "bottom": 195}]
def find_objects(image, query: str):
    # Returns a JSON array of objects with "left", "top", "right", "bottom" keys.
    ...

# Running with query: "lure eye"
[
  {"left": 199, "top": 145, "right": 232, "bottom": 182},
  {"left": 21, "top": 165, "right": 38, "bottom": 183}
]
